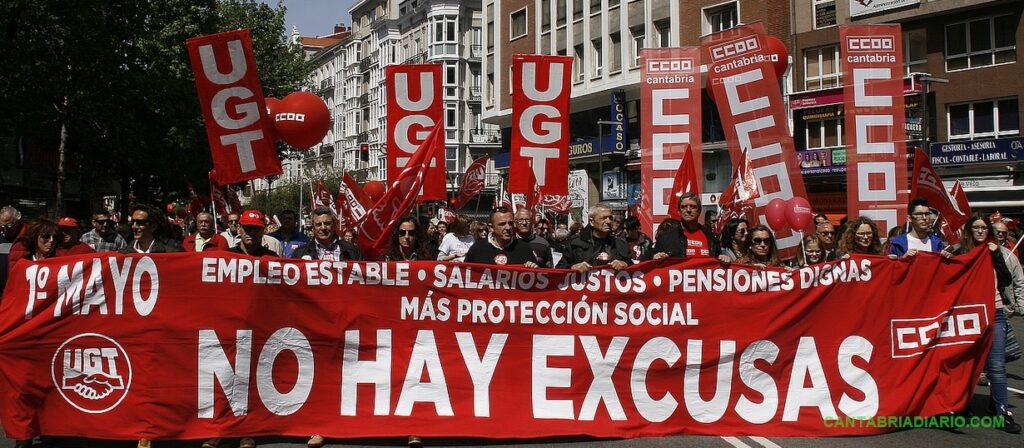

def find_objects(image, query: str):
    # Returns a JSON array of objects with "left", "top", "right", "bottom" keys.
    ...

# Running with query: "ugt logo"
[{"left": 51, "top": 333, "right": 133, "bottom": 413}]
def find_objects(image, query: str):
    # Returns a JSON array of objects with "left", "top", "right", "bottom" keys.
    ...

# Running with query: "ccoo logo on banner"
[{"left": 50, "top": 333, "right": 133, "bottom": 413}]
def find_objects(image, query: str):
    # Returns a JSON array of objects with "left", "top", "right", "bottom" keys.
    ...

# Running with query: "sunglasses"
[
  {"left": 751, "top": 237, "right": 771, "bottom": 245},
  {"left": 93, "top": 219, "right": 110, "bottom": 224},
  {"left": 39, "top": 233, "right": 57, "bottom": 241},
  {"left": 131, "top": 219, "right": 149, "bottom": 225},
  {"left": 227, "top": 219, "right": 240, "bottom": 224},
  {"left": 398, "top": 229, "right": 416, "bottom": 236}
]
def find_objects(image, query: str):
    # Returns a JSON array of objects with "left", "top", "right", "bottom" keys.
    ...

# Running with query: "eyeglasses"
[
  {"left": 736, "top": 229, "right": 748, "bottom": 234},
  {"left": 751, "top": 237, "right": 771, "bottom": 246},
  {"left": 39, "top": 233, "right": 57, "bottom": 241},
  {"left": 227, "top": 219, "right": 240, "bottom": 224},
  {"left": 679, "top": 204, "right": 699, "bottom": 210},
  {"left": 996, "top": 231, "right": 1008, "bottom": 236},
  {"left": 805, "top": 250, "right": 822, "bottom": 254},
  {"left": 131, "top": 219, "right": 149, "bottom": 226},
  {"left": 855, "top": 232, "right": 874, "bottom": 238},
  {"left": 93, "top": 219, "right": 110, "bottom": 225},
  {"left": 818, "top": 231, "right": 835, "bottom": 236},
  {"left": 910, "top": 212, "right": 934, "bottom": 218},
  {"left": 398, "top": 229, "right": 416, "bottom": 236}
]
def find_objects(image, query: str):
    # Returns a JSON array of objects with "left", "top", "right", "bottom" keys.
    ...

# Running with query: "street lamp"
[
  {"left": 596, "top": 119, "right": 619, "bottom": 201},
  {"left": 918, "top": 74, "right": 949, "bottom": 156}
]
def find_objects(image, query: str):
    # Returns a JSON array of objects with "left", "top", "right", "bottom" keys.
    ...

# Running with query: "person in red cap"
[
  {"left": 182, "top": 212, "right": 229, "bottom": 252},
  {"left": 56, "top": 217, "right": 95, "bottom": 256},
  {"left": 228, "top": 210, "right": 278, "bottom": 257}
]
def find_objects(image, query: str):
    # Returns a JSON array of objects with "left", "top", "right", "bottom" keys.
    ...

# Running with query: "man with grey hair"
[
  {"left": 645, "top": 192, "right": 725, "bottom": 262},
  {"left": 558, "top": 203, "right": 631, "bottom": 273},
  {"left": 0, "top": 205, "right": 23, "bottom": 244},
  {"left": 291, "top": 206, "right": 362, "bottom": 261},
  {"left": 183, "top": 212, "right": 229, "bottom": 252}
]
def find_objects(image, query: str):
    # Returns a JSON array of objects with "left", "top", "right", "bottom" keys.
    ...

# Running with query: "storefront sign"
[
  {"left": 850, "top": 0, "right": 920, "bottom": 18},
  {"left": 602, "top": 171, "right": 626, "bottom": 200},
  {"left": 930, "top": 136, "right": 1024, "bottom": 165},
  {"left": 799, "top": 148, "right": 847, "bottom": 175}
]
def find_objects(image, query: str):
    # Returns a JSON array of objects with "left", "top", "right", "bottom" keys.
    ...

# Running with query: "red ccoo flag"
[
  {"left": 666, "top": 145, "right": 699, "bottom": 220},
  {"left": 911, "top": 148, "right": 969, "bottom": 242},
  {"left": 356, "top": 125, "right": 445, "bottom": 259},
  {"left": 715, "top": 149, "right": 761, "bottom": 235}
]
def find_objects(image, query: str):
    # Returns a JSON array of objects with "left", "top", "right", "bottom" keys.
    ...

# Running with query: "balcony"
[
  {"left": 357, "top": 132, "right": 368, "bottom": 143},
  {"left": 359, "top": 93, "right": 369, "bottom": 106},
  {"left": 359, "top": 58, "right": 371, "bottom": 73},
  {"left": 470, "top": 128, "right": 501, "bottom": 144},
  {"left": 319, "top": 78, "right": 334, "bottom": 93},
  {"left": 469, "top": 86, "right": 481, "bottom": 101},
  {"left": 404, "top": 51, "right": 426, "bottom": 64},
  {"left": 469, "top": 45, "right": 482, "bottom": 61}
]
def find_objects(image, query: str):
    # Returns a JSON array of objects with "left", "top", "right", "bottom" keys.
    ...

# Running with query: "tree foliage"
[{"left": 0, "top": 0, "right": 310, "bottom": 211}]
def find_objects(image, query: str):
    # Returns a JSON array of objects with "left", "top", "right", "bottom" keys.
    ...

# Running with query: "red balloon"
[
  {"left": 176, "top": 208, "right": 188, "bottom": 219},
  {"left": 274, "top": 92, "right": 330, "bottom": 149},
  {"left": 765, "top": 198, "right": 789, "bottom": 230},
  {"left": 763, "top": 36, "right": 789, "bottom": 78},
  {"left": 364, "top": 180, "right": 386, "bottom": 203},
  {"left": 264, "top": 97, "right": 281, "bottom": 115},
  {"left": 784, "top": 197, "right": 814, "bottom": 231}
]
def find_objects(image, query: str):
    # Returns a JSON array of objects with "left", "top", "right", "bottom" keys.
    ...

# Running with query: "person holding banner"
[
  {"left": 437, "top": 214, "right": 475, "bottom": 263},
  {"left": 559, "top": 203, "right": 630, "bottom": 273},
  {"left": 888, "top": 198, "right": 946, "bottom": 258},
  {"left": 291, "top": 207, "right": 362, "bottom": 261},
  {"left": 10, "top": 218, "right": 59, "bottom": 267},
  {"left": 816, "top": 222, "right": 839, "bottom": 261},
  {"left": 514, "top": 208, "right": 554, "bottom": 268},
  {"left": 228, "top": 210, "right": 278, "bottom": 257},
  {"left": 736, "top": 226, "right": 783, "bottom": 268},
  {"left": 644, "top": 193, "right": 725, "bottom": 263},
  {"left": 464, "top": 207, "right": 539, "bottom": 267},
  {"left": 837, "top": 217, "right": 886, "bottom": 257},
  {"left": 119, "top": 204, "right": 183, "bottom": 254},
  {"left": 949, "top": 216, "right": 1021, "bottom": 434},
  {"left": 719, "top": 218, "right": 751, "bottom": 262},
  {"left": 382, "top": 217, "right": 429, "bottom": 261},
  {"left": 796, "top": 235, "right": 826, "bottom": 267}
]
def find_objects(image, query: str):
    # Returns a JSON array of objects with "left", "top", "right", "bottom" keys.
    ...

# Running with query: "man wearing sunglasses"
[
  {"left": 815, "top": 222, "right": 838, "bottom": 261},
  {"left": 291, "top": 207, "right": 362, "bottom": 261},
  {"left": 119, "top": 204, "right": 183, "bottom": 254},
  {"left": 887, "top": 197, "right": 945, "bottom": 258},
  {"left": 81, "top": 210, "right": 127, "bottom": 253}
]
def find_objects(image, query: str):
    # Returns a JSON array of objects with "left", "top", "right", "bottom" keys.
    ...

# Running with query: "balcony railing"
[
  {"left": 359, "top": 93, "right": 369, "bottom": 105},
  {"left": 469, "top": 86, "right": 481, "bottom": 101},
  {"left": 469, "top": 45, "right": 482, "bottom": 61},
  {"left": 470, "top": 128, "right": 501, "bottom": 144},
  {"left": 404, "top": 52, "right": 426, "bottom": 64},
  {"left": 359, "top": 58, "right": 371, "bottom": 72}
]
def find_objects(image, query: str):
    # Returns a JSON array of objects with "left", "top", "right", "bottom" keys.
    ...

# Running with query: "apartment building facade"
[
  {"left": 790, "top": 0, "right": 1023, "bottom": 211},
  {"left": 482, "top": 0, "right": 792, "bottom": 209}
]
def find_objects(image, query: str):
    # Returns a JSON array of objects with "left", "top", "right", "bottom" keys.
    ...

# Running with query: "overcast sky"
[{"left": 259, "top": 0, "right": 357, "bottom": 37}]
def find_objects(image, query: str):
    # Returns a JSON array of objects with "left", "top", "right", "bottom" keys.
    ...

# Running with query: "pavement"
[{"left": 4, "top": 318, "right": 1022, "bottom": 448}]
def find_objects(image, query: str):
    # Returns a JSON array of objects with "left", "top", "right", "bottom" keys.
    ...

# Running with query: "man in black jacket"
[
  {"left": 559, "top": 203, "right": 631, "bottom": 273},
  {"left": 464, "top": 207, "right": 539, "bottom": 267},
  {"left": 646, "top": 192, "right": 726, "bottom": 262},
  {"left": 291, "top": 207, "right": 362, "bottom": 261}
]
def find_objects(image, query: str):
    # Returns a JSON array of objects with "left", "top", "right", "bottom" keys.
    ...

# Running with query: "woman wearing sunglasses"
[
  {"left": 948, "top": 215, "right": 1022, "bottom": 433},
  {"left": 735, "top": 225, "right": 783, "bottom": 267},
  {"left": 11, "top": 218, "right": 60, "bottom": 266},
  {"left": 382, "top": 217, "right": 428, "bottom": 261},
  {"left": 719, "top": 218, "right": 750, "bottom": 262}
]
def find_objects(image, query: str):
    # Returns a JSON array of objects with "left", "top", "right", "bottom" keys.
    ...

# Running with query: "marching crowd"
[{"left": 0, "top": 193, "right": 1022, "bottom": 446}]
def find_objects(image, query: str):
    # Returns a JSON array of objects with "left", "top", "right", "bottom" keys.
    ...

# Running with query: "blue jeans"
[{"left": 985, "top": 308, "right": 1009, "bottom": 415}]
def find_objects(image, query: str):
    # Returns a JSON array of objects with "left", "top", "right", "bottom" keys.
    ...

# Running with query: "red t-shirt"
[{"left": 683, "top": 228, "right": 710, "bottom": 257}]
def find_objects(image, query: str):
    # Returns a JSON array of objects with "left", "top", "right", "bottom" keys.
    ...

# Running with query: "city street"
[{"left": 4, "top": 318, "right": 1021, "bottom": 448}]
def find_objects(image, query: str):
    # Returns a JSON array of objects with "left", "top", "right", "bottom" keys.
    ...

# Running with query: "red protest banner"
[
  {"left": 186, "top": 30, "right": 282, "bottom": 184},
  {"left": 702, "top": 24, "right": 809, "bottom": 257},
  {"left": 386, "top": 64, "right": 446, "bottom": 201},
  {"left": 510, "top": 55, "right": 573, "bottom": 196},
  {"left": 0, "top": 250, "right": 994, "bottom": 440},
  {"left": 841, "top": 24, "right": 908, "bottom": 234},
  {"left": 640, "top": 47, "right": 702, "bottom": 236}
]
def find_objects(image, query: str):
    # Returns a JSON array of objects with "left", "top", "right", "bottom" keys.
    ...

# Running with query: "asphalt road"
[{"left": 5, "top": 319, "right": 1022, "bottom": 448}]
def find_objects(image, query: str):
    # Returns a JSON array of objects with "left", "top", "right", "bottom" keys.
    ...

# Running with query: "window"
[
  {"left": 945, "top": 15, "right": 1016, "bottom": 71},
  {"left": 431, "top": 15, "right": 459, "bottom": 57},
  {"left": 804, "top": 45, "right": 840, "bottom": 90},
  {"left": 542, "top": 0, "right": 551, "bottom": 28},
  {"left": 511, "top": 8, "right": 527, "bottom": 40},
  {"left": 557, "top": 0, "right": 567, "bottom": 26},
  {"left": 446, "top": 146, "right": 459, "bottom": 172},
  {"left": 590, "top": 0, "right": 601, "bottom": 15},
  {"left": 573, "top": 0, "right": 583, "bottom": 21},
  {"left": 655, "top": 20, "right": 670, "bottom": 48},
  {"left": 574, "top": 44, "right": 585, "bottom": 82},
  {"left": 813, "top": 0, "right": 836, "bottom": 29},
  {"left": 631, "top": 27, "right": 644, "bottom": 68},
  {"left": 610, "top": 33, "right": 622, "bottom": 74},
  {"left": 904, "top": 28, "right": 927, "bottom": 74},
  {"left": 445, "top": 103, "right": 458, "bottom": 129},
  {"left": 805, "top": 118, "right": 842, "bottom": 149},
  {"left": 486, "top": 74, "right": 495, "bottom": 106},
  {"left": 486, "top": 4, "right": 494, "bottom": 53},
  {"left": 444, "top": 62, "right": 458, "bottom": 99},
  {"left": 592, "top": 39, "right": 603, "bottom": 78},
  {"left": 704, "top": 2, "right": 739, "bottom": 35},
  {"left": 948, "top": 98, "right": 1020, "bottom": 140}
]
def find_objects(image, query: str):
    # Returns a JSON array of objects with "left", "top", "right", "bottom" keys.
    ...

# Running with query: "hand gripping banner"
[
  {"left": 187, "top": 29, "right": 283, "bottom": 184},
  {"left": 841, "top": 24, "right": 908, "bottom": 234},
  {"left": 0, "top": 250, "right": 994, "bottom": 440},
  {"left": 640, "top": 48, "right": 703, "bottom": 236},
  {"left": 510, "top": 55, "right": 573, "bottom": 196},
  {"left": 701, "top": 23, "right": 809, "bottom": 257}
]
